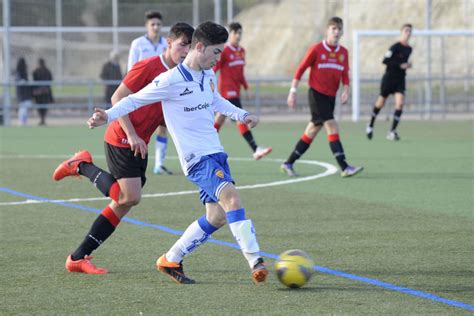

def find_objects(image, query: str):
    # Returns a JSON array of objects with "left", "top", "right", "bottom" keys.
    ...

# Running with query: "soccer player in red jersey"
[
  {"left": 213, "top": 22, "right": 272, "bottom": 160},
  {"left": 52, "top": 23, "right": 194, "bottom": 274},
  {"left": 366, "top": 24, "right": 413, "bottom": 141},
  {"left": 128, "top": 11, "right": 173, "bottom": 175},
  {"left": 281, "top": 17, "right": 363, "bottom": 177}
]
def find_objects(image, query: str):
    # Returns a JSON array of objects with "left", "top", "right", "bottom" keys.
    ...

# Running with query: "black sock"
[
  {"left": 391, "top": 109, "right": 403, "bottom": 131},
  {"left": 369, "top": 107, "right": 381, "bottom": 128},
  {"left": 71, "top": 214, "right": 116, "bottom": 260},
  {"left": 79, "top": 162, "right": 117, "bottom": 198},
  {"left": 329, "top": 140, "right": 348, "bottom": 171},
  {"left": 286, "top": 139, "right": 311, "bottom": 164},
  {"left": 242, "top": 131, "right": 258, "bottom": 152}
]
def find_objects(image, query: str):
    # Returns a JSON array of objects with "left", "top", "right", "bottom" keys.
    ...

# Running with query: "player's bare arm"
[
  {"left": 287, "top": 78, "right": 300, "bottom": 109},
  {"left": 341, "top": 84, "right": 349, "bottom": 104},
  {"left": 400, "top": 62, "right": 412, "bottom": 69},
  {"left": 112, "top": 83, "right": 147, "bottom": 159}
]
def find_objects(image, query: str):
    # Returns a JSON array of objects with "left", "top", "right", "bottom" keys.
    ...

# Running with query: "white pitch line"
[
  {"left": 0, "top": 155, "right": 337, "bottom": 206},
  {"left": 0, "top": 154, "right": 108, "bottom": 159}
]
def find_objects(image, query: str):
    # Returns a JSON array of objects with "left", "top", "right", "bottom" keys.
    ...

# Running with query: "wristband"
[{"left": 289, "top": 87, "right": 297, "bottom": 94}]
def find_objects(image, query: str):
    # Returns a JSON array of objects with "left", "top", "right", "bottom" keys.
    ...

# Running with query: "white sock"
[
  {"left": 166, "top": 216, "right": 217, "bottom": 263},
  {"left": 155, "top": 135, "right": 167, "bottom": 169},
  {"left": 226, "top": 208, "right": 261, "bottom": 268},
  {"left": 18, "top": 101, "right": 30, "bottom": 125},
  {"left": 243, "top": 252, "right": 261, "bottom": 269},
  {"left": 18, "top": 107, "right": 28, "bottom": 125}
]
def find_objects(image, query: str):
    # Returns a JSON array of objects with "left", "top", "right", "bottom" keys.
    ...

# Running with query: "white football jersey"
[
  {"left": 127, "top": 35, "right": 168, "bottom": 71},
  {"left": 106, "top": 63, "right": 249, "bottom": 175}
]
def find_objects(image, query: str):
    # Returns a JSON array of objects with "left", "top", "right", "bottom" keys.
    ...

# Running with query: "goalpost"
[{"left": 351, "top": 29, "right": 474, "bottom": 121}]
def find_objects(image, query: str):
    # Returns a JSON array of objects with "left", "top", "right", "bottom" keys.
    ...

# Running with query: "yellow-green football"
[{"left": 275, "top": 249, "right": 314, "bottom": 288}]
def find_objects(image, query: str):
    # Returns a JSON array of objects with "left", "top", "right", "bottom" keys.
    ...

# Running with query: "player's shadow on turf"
[
  {"left": 276, "top": 287, "right": 319, "bottom": 292},
  {"left": 363, "top": 172, "right": 472, "bottom": 180},
  {"left": 276, "top": 285, "right": 381, "bottom": 292}
]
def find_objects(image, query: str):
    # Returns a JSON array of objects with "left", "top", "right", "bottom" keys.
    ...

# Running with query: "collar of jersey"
[
  {"left": 177, "top": 63, "right": 205, "bottom": 91},
  {"left": 144, "top": 34, "right": 163, "bottom": 48},
  {"left": 227, "top": 43, "right": 241, "bottom": 52},
  {"left": 322, "top": 40, "right": 340, "bottom": 53}
]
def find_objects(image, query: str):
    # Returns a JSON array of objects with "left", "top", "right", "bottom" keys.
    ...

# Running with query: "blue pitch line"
[{"left": 1, "top": 187, "right": 473, "bottom": 311}]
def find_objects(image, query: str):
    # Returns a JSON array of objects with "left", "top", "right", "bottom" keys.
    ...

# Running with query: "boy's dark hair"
[
  {"left": 145, "top": 10, "right": 162, "bottom": 21},
  {"left": 229, "top": 22, "right": 242, "bottom": 33},
  {"left": 191, "top": 21, "right": 228, "bottom": 48},
  {"left": 401, "top": 23, "right": 413, "bottom": 30},
  {"left": 169, "top": 22, "right": 194, "bottom": 44},
  {"left": 327, "top": 16, "right": 343, "bottom": 28}
]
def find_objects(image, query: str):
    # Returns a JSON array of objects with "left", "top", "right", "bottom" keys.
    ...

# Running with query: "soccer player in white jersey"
[
  {"left": 128, "top": 11, "right": 167, "bottom": 70},
  {"left": 128, "top": 10, "right": 172, "bottom": 175},
  {"left": 88, "top": 21, "right": 268, "bottom": 285}
]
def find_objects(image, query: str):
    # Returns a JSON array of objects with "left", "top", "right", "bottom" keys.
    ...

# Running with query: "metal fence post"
[
  {"left": 351, "top": 31, "right": 360, "bottom": 122},
  {"left": 440, "top": 36, "right": 446, "bottom": 119},
  {"left": 87, "top": 81, "right": 94, "bottom": 114},
  {"left": 2, "top": 0, "right": 12, "bottom": 126}
]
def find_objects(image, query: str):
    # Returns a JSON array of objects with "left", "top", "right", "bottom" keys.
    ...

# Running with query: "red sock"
[
  {"left": 301, "top": 133, "right": 314, "bottom": 144},
  {"left": 108, "top": 182, "right": 121, "bottom": 203},
  {"left": 101, "top": 206, "right": 120, "bottom": 227},
  {"left": 238, "top": 123, "right": 249, "bottom": 135},
  {"left": 328, "top": 134, "right": 340, "bottom": 142}
]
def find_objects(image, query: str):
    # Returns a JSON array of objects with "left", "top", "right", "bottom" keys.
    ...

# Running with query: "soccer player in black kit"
[{"left": 366, "top": 24, "right": 413, "bottom": 141}]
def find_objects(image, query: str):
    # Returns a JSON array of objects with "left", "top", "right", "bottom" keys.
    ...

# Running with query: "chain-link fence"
[{"left": 1, "top": 0, "right": 473, "bottom": 126}]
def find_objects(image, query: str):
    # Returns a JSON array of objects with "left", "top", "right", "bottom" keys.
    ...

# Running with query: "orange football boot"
[
  {"left": 252, "top": 258, "right": 268, "bottom": 284},
  {"left": 53, "top": 150, "right": 92, "bottom": 181},
  {"left": 65, "top": 255, "right": 108, "bottom": 274},
  {"left": 156, "top": 254, "right": 195, "bottom": 284}
]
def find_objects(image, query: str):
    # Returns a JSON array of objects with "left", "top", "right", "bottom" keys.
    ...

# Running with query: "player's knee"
[
  {"left": 228, "top": 196, "right": 242, "bottom": 210},
  {"left": 157, "top": 125, "right": 167, "bottom": 136},
  {"left": 306, "top": 122, "right": 320, "bottom": 137},
  {"left": 119, "top": 194, "right": 141, "bottom": 207},
  {"left": 221, "top": 193, "right": 242, "bottom": 211},
  {"left": 376, "top": 97, "right": 386, "bottom": 107},
  {"left": 324, "top": 120, "right": 338, "bottom": 134}
]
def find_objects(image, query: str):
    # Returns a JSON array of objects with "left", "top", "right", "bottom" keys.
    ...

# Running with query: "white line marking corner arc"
[{"left": 0, "top": 156, "right": 337, "bottom": 206}]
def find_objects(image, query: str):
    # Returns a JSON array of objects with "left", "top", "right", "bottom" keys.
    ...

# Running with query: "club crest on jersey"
[
  {"left": 215, "top": 169, "right": 224, "bottom": 178},
  {"left": 338, "top": 54, "right": 345, "bottom": 62},
  {"left": 209, "top": 79, "right": 215, "bottom": 92}
]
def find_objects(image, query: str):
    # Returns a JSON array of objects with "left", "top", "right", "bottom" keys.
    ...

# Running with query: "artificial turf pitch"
[{"left": 1, "top": 120, "right": 472, "bottom": 314}]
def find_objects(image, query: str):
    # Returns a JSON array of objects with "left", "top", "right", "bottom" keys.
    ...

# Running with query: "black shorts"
[
  {"left": 308, "top": 88, "right": 336, "bottom": 126},
  {"left": 105, "top": 142, "right": 147, "bottom": 187},
  {"left": 380, "top": 75, "right": 406, "bottom": 98},
  {"left": 228, "top": 98, "right": 243, "bottom": 109}
]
